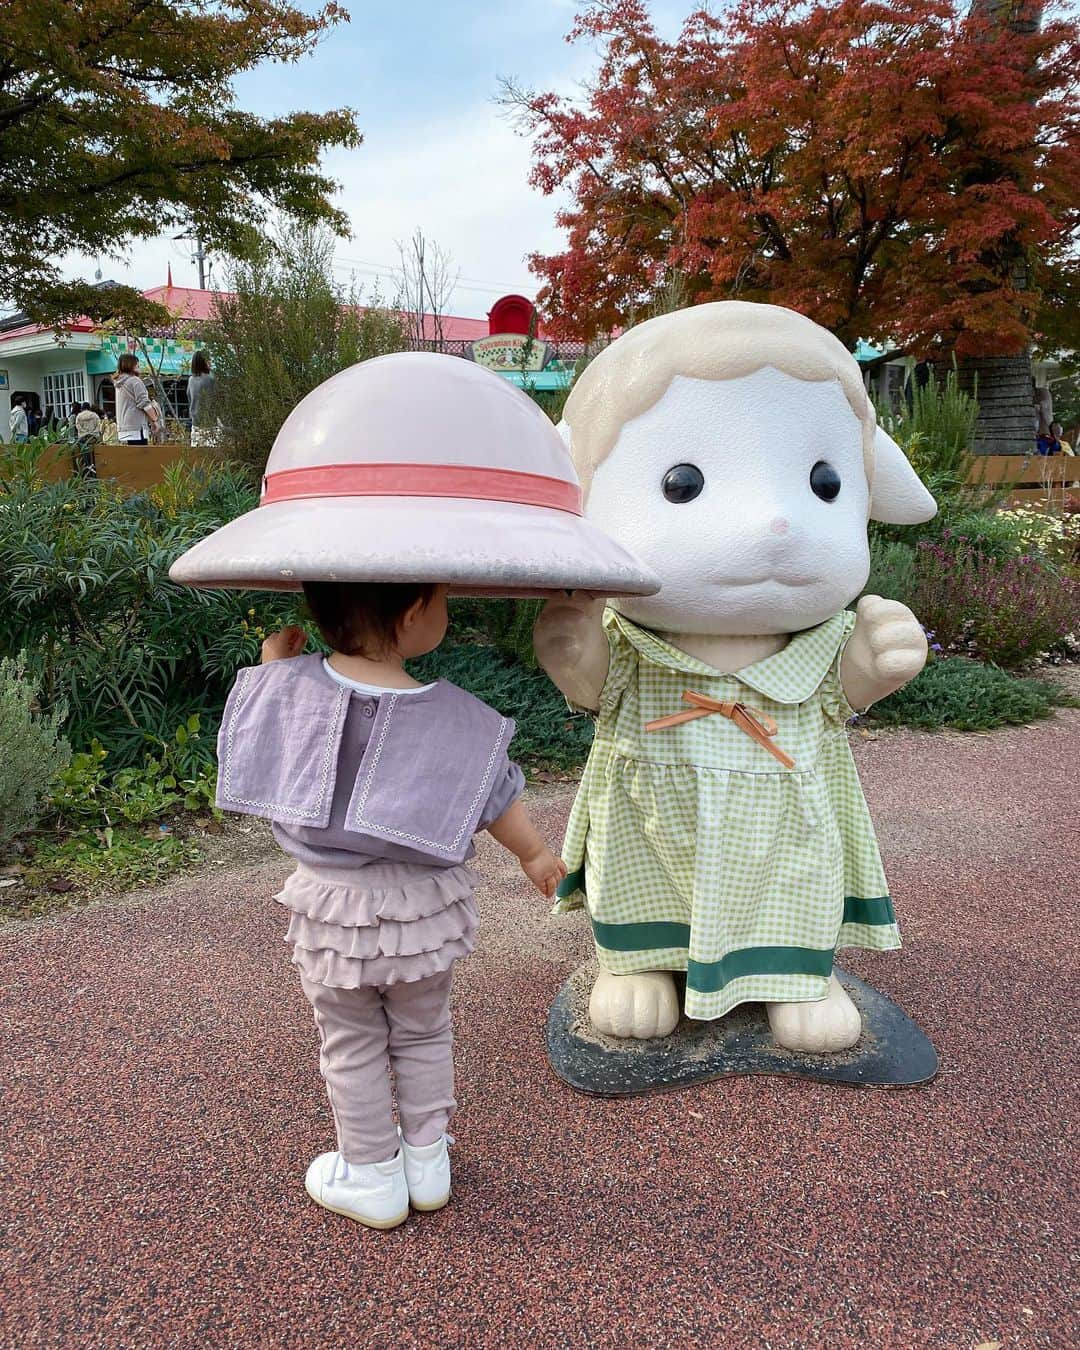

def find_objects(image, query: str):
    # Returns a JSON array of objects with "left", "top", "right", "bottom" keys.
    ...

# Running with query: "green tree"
[
  {"left": 206, "top": 225, "right": 409, "bottom": 468},
  {"left": 0, "top": 0, "right": 360, "bottom": 327}
]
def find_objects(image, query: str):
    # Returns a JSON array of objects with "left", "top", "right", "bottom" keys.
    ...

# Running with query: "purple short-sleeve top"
[{"left": 216, "top": 655, "right": 524, "bottom": 870}]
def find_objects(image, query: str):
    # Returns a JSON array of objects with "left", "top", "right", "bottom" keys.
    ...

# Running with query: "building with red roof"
[{"left": 0, "top": 277, "right": 578, "bottom": 430}]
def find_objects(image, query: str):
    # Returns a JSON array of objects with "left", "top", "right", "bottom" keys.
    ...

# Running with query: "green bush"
[
  {"left": 0, "top": 457, "right": 302, "bottom": 767},
  {"left": 875, "top": 367, "right": 979, "bottom": 505},
  {"left": 872, "top": 368, "right": 1002, "bottom": 547},
  {"left": 448, "top": 598, "right": 543, "bottom": 669},
  {"left": 26, "top": 830, "right": 202, "bottom": 896},
  {"left": 870, "top": 657, "right": 1063, "bottom": 731},
  {"left": 526, "top": 381, "right": 574, "bottom": 424},
  {"left": 0, "top": 654, "right": 70, "bottom": 849},
  {"left": 864, "top": 538, "right": 918, "bottom": 603},
  {"left": 50, "top": 719, "right": 217, "bottom": 831},
  {"left": 945, "top": 505, "right": 1077, "bottom": 569},
  {"left": 408, "top": 641, "right": 594, "bottom": 770}
]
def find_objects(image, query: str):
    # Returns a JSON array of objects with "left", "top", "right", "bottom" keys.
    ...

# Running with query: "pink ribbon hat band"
[{"left": 260, "top": 462, "right": 584, "bottom": 515}]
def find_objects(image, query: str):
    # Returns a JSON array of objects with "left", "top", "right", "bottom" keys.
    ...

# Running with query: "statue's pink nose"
[{"left": 769, "top": 517, "right": 790, "bottom": 536}]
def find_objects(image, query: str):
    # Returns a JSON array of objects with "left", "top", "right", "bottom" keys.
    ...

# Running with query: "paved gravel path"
[{"left": 2, "top": 716, "right": 1077, "bottom": 1348}]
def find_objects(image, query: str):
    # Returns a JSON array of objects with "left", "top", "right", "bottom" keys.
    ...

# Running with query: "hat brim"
[{"left": 168, "top": 496, "right": 660, "bottom": 598}]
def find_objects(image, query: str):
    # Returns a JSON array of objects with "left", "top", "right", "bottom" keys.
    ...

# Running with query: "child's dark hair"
[{"left": 303, "top": 581, "right": 437, "bottom": 657}]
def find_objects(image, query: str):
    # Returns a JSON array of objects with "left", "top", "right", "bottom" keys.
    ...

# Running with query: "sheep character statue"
[{"left": 535, "top": 302, "right": 937, "bottom": 1054}]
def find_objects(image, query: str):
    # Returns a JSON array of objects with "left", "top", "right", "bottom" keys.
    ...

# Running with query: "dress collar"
[{"left": 606, "top": 609, "right": 849, "bottom": 706}]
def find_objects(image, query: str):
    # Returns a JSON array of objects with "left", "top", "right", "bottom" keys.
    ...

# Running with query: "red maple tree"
[{"left": 507, "top": 0, "right": 1079, "bottom": 357}]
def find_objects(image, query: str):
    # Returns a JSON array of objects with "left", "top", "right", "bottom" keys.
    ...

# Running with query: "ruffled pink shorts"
[{"left": 274, "top": 859, "right": 479, "bottom": 988}]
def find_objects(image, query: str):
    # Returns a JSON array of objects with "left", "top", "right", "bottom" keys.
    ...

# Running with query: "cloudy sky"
[{"left": 62, "top": 1, "right": 644, "bottom": 319}]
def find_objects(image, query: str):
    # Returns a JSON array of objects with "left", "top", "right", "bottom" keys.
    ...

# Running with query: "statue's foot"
[
  {"left": 589, "top": 969, "right": 680, "bottom": 1039},
  {"left": 767, "top": 974, "right": 861, "bottom": 1053}
]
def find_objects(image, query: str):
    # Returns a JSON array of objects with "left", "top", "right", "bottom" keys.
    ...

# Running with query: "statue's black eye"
[
  {"left": 810, "top": 460, "right": 841, "bottom": 502},
  {"left": 662, "top": 463, "right": 704, "bottom": 503}
]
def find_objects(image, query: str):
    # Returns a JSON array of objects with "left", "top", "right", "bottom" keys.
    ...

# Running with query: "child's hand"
[
  {"left": 260, "top": 625, "right": 307, "bottom": 664},
  {"left": 520, "top": 847, "right": 568, "bottom": 899}
]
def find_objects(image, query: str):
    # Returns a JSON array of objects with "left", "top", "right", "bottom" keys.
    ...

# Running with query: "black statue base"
[{"left": 546, "top": 963, "right": 938, "bottom": 1097}]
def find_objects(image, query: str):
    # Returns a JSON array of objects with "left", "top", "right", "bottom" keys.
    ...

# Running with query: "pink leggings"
[{"left": 298, "top": 970, "right": 456, "bottom": 1165}]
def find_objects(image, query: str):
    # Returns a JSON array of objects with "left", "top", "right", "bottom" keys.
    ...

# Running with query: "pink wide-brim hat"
[{"left": 169, "top": 352, "right": 659, "bottom": 598}]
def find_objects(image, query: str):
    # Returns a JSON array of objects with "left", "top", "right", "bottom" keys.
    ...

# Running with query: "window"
[
  {"left": 42, "top": 369, "right": 87, "bottom": 415},
  {"left": 159, "top": 377, "right": 190, "bottom": 423}
]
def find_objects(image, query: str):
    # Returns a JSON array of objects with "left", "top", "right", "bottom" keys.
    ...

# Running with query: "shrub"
[
  {"left": 50, "top": 719, "right": 217, "bottom": 832},
  {"left": 870, "top": 657, "right": 1063, "bottom": 731},
  {"left": 0, "top": 434, "right": 72, "bottom": 490},
  {"left": 448, "top": 598, "right": 543, "bottom": 669},
  {"left": 944, "top": 505, "right": 1079, "bottom": 569},
  {"left": 206, "top": 224, "right": 409, "bottom": 469},
  {"left": 0, "top": 654, "right": 70, "bottom": 849},
  {"left": 864, "top": 538, "right": 917, "bottom": 604},
  {"left": 875, "top": 367, "right": 978, "bottom": 497},
  {"left": 909, "top": 536, "right": 1079, "bottom": 668},
  {"left": 408, "top": 641, "right": 593, "bottom": 770},
  {"left": 872, "top": 368, "right": 1001, "bottom": 546},
  {"left": 0, "top": 458, "right": 302, "bottom": 767},
  {"left": 26, "top": 830, "right": 202, "bottom": 897}
]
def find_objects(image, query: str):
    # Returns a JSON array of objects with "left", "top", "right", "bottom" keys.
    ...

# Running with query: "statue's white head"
[{"left": 561, "top": 302, "right": 936, "bottom": 637}]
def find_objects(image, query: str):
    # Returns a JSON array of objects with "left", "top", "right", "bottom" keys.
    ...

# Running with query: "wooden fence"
[
  {"left": 23, "top": 440, "right": 1078, "bottom": 510},
  {"left": 966, "top": 454, "right": 1076, "bottom": 509},
  {"left": 29, "top": 441, "right": 209, "bottom": 492}
]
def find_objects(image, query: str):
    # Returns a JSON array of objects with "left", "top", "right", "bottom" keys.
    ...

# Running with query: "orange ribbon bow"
[{"left": 644, "top": 691, "right": 795, "bottom": 769}]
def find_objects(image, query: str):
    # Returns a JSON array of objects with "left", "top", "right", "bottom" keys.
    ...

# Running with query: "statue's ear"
[{"left": 870, "top": 426, "right": 938, "bottom": 524}]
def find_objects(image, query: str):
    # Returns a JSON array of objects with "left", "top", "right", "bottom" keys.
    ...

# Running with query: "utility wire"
[{"left": 332, "top": 253, "right": 538, "bottom": 296}]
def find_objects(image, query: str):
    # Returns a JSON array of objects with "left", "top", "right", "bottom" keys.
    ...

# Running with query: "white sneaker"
[
  {"left": 400, "top": 1131, "right": 453, "bottom": 1212},
  {"left": 304, "top": 1150, "right": 409, "bottom": 1229}
]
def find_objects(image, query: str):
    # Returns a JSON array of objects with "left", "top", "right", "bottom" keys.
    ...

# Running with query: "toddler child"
[{"left": 217, "top": 579, "right": 565, "bottom": 1229}]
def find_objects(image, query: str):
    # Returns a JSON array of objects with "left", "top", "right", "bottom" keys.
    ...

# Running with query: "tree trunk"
[
  {"left": 956, "top": 0, "right": 1045, "bottom": 455},
  {"left": 954, "top": 355, "right": 1034, "bottom": 454}
]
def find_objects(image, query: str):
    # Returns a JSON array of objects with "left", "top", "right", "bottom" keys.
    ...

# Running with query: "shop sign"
[{"left": 470, "top": 334, "right": 550, "bottom": 372}]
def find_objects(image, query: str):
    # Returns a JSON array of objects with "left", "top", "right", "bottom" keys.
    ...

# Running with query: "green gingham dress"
[{"left": 555, "top": 608, "right": 900, "bottom": 1020}]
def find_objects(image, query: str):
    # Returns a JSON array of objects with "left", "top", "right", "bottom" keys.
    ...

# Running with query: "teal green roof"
[
  {"left": 500, "top": 369, "right": 573, "bottom": 393},
  {"left": 853, "top": 338, "right": 885, "bottom": 363}
]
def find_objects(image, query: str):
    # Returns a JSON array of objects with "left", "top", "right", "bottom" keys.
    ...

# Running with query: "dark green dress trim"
[
  {"left": 557, "top": 867, "right": 586, "bottom": 899},
  {"left": 561, "top": 868, "right": 896, "bottom": 931},
  {"left": 590, "top": 916, "right": 836, "bottom": 992},
  {"left": 842, "top": 896, "right": 896, "bottom": 926},
  {"left": 589, "top": 900, "right": 895, "bottom": 995},
  {"left": 687, "top": 946, "right": 835, "bottom": 993},
  {"left": 592, "top": 918, "right": 692, "bottom": 951}
]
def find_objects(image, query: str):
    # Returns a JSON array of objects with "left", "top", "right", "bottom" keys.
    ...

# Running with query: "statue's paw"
[
  {"left": 533, "top": 595, "right": 604, "bottom": 669},
  {"left": 767, "top": 974, "right": 861, "bottom": 1053},
  {"left": 588, "top": 969, "right": 680, "bottom": 1039}
]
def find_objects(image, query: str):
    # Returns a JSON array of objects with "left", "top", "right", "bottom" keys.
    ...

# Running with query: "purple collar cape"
[{"left": 216, "top": 654, "right": 513, "bottom": 864}]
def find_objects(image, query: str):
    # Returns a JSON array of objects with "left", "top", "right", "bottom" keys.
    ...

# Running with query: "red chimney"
[{"left": 487, "top": 294, "right": 535, "bottom": 337}]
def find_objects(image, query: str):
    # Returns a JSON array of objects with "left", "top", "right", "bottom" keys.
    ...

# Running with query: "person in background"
[
  {"left": 113, "top": 353, "right": 160, "bottom": 445},
  {"left": 72, "top": 401, "right": 101, "bottom": 476},
  {"left": 144, "top": 382, "right": 165, "bottom": 444},
  {"left": 187, "top": 349, "right": 216, "bottom": 447},
  {"left": 8, "top": 395, "right": 28, "bottom": 443},
  {"left": 75, "top": 401, "right": 102, "bottom": 444},
  {"left": 25, "top": 402, "right": 41, "bottom": 436},
  {"left": 1036, "top": 425, "right": 1061, "bottom": 455},
  {"left": 1051, "top": 421, "right": 1073, "bottom": 457}
]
